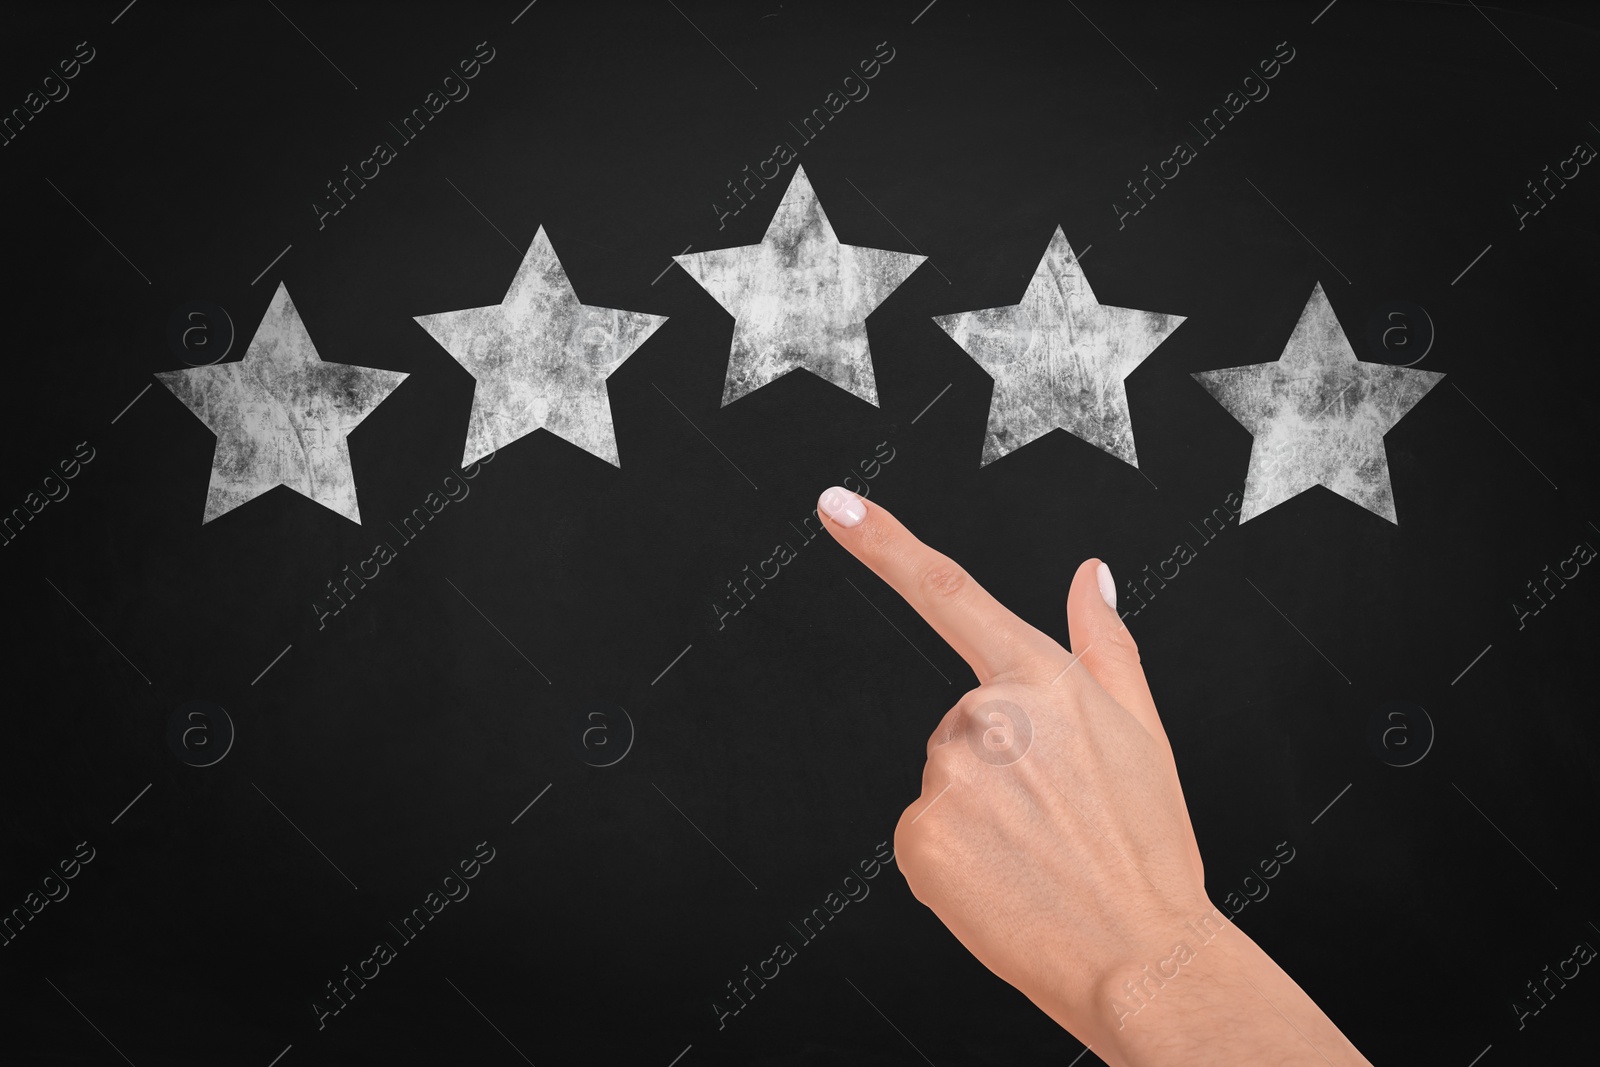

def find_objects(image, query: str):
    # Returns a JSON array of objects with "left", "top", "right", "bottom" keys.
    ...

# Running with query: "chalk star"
[
  {"left": 934, "top": 227, "right": 1184, "bottom": 467},
  {"left": 415, "top": 225, "right": 667, "bottom": 467},
  {"left": 675, "top": 165, "right": 926, "bottom": 407},
  {"left": 156, "top": 282, "right": 408, "bottom": 525},
  {"left": 1192, "top": 281, "right": 1444, "bottom": 524}
]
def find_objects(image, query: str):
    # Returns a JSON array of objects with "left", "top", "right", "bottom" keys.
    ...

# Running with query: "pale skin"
[{"left": 816, "top": 487, "right": 1372, "bottom": 1066}]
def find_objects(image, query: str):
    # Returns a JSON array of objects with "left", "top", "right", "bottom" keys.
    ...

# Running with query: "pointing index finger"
[{"left": 817, "top": 487, "right": 1064, "bottom": 684}]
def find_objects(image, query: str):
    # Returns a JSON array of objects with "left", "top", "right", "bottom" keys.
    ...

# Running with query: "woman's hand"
[{"left": 817, "top": 486, "right": 1371, "bottom": 1065}]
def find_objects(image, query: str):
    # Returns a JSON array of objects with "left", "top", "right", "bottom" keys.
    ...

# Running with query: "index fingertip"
[{"left": 819, "top": 485, "right": 867, "bottom": 528}]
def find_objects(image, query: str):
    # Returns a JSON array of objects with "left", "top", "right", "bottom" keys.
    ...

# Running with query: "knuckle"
[
  {"left": 894, "top": 805, "right": 931, "bottom": 859},
  {"left": 891, "top": 828, "right": 922, "bottom": 898},
  {"left": 927, "top": 686, "right": 990, "bottom": 754},
  {"left": 917, "top": 557, "right": 969, "bottom": 602},
  {"left": 961, "top": 688, "right": 1039, "bottom": 767},
  {"left": 1105, "top": 617, "right": 1144, "bottom": 661},
  {"left": 954, "top": 698, "right": 993, "bottom": 738},
  {"left": 1115, "top": 632, "right": 1143, "bottom": 665},
  {"left": 894, "top": 805, "right": 942, "bottom": 860},
  {"left": 925, "top": 740, "right": 965, "bottom": 779}
]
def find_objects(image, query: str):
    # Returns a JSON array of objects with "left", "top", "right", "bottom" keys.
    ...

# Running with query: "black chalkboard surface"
[{"left": 3, "top": 2, "right": 1596, "bottom": 1064}]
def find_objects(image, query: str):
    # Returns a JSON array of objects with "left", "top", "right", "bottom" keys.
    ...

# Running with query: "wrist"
[
  {"left": 1085, "top": 900, "right": 1371, "bottom": 1067},
  {"left": 1015, "top": 897, "right": 1233, "bottom": 1060},
  {"left": 1087, "top": 900, "right": 1243, "bottom": 1057}
]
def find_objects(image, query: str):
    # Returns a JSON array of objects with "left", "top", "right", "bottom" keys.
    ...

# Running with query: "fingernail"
[
  {"left": 819, "top": 486, "right": 866, "bottom": 527},
  {"left": 1096, "top": 561, "right": 1117, "bottom": 610}
]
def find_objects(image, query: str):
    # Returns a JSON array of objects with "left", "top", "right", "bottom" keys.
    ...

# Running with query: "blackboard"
[{"left": 3, "top": 2, "right": 1596, "bottom": 1064}]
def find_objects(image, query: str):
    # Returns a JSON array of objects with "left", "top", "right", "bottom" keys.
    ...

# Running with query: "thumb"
[
  {"left": 1065, "top": 559, "right": 1170, "bottom": 754},
  {"left": 1069, "top": 558, "right": 1206, "bottom": 888}
]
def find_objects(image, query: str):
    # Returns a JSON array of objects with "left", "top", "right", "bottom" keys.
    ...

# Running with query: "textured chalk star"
[
  {"left": 1192, "top": 281, "right": 1444, "bottom": 524},
  {"left": 414, "top": 225, "right": 667, "bottom": 467},
  {"left": 156, "top": 282, "right": 408, "bottom": 525},
  {"left": 934, "top": 227, "right": 1183, "bottom": 467},
  {"left": 675, "top": 165, "right": 925, "bottom": 407}
]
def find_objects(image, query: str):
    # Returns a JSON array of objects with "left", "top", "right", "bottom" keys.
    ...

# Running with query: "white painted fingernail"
[
  {"left": 819, "top": 486, "right": 866, "bottom": 527},
  {"left": 1096, "top": 561, "right": 1117, "bottom": 610}
]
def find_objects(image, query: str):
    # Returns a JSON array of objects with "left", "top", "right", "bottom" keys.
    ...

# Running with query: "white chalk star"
[
  {"left": 415, "top": 225, "right": 667, "bottom": 467},
  {"left": 675, "top": 165, "right": 925, "bottom": 407},
  {"left": 156, "top": 282, "right": 408, "bottom": 525},
  {"left": 934, "top": 227, "right": 1184, "bottom": 467},
  {"left": 1192, "top": 281, "right": 1444, "bottom": 524}
]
